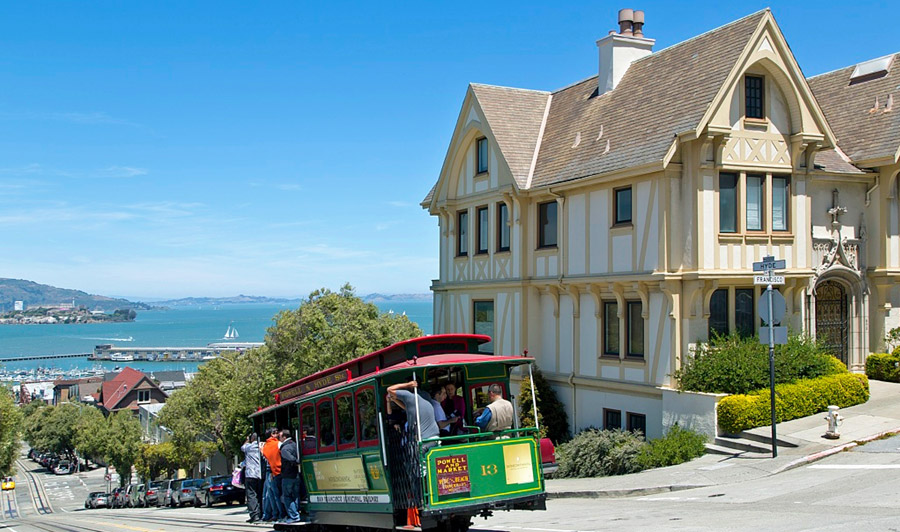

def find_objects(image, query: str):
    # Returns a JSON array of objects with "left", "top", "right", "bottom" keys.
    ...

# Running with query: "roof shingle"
[{"left": 808, "top": 53, "right": 900, "bottom": 165}]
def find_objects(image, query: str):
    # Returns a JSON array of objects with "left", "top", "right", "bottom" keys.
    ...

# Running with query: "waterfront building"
[
  {"left": 423, "top": 8, "right": 900, "bottom": 438},
  {"left": 98, "top": 367, "right": 168, "bottom": 414}
]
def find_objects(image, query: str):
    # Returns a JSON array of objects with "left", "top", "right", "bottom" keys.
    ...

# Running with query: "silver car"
[{"left": 175, "top": 478, "right": 203, "bottom": 507}]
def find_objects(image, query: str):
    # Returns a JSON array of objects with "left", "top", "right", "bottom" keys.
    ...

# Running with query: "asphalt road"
[{"left": 4, "top": 435, "right": 899, "bottom": 531}]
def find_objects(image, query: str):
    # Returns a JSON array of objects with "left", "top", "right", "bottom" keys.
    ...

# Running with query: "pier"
[
  {"left": 90, "top": 342, "right": 264, "bottom": 362},
  {"left": 0, "top": 353, "right": 89, "bottom": 363}
]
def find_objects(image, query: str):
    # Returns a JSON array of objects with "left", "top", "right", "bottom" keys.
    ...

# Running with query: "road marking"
[
  {"left": 84, "top": 519, "right": 167, "bottom": 532},
  {"left": 809, "top": 464, "right": 900, "bottom": 469},
  {"left": 506, "top": 526, "right": 602, "bottom": 532}
]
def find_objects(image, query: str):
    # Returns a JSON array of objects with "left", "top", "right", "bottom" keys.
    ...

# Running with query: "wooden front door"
[{"left": 816, "top": 280, "right": 849, "bottom": 366}]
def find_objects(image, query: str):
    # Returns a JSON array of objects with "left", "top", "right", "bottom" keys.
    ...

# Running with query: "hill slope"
[{"left": 0, "top": 278, "right": 153, "bottom": 312}]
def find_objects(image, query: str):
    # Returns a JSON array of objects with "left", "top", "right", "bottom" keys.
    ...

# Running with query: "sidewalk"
[{"left": 544, "top": 379, "right": 900, "bottom": 499}]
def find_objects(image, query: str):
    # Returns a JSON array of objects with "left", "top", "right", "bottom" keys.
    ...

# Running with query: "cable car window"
[
  {"left": 300, "top": 403, "right": 316, "bottom": 455},
  {"left": 356, "top": 387, "right": 379, "bottom": 446},
  {"left": 469, "top": 382, "right": 505, "bottom": 412},
  {"left": 336, "top": 393, "right": 356, "bottom": 449},
  {"left": 317, "top": 399, "right": 336, "bottom": 452}
]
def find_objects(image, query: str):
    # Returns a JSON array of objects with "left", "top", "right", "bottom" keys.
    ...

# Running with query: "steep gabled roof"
[
  {"left": 530, "top": 10, "right": 767, "bottom": 188},
  {"left": 808, "top": 53, "right": 900, "bottom": 165},
  {"left": 100, "top": 367, "right": 161, "bottom": 411},
  {"left": 470, "top": 84, "right": 551, "bottom": 187}
]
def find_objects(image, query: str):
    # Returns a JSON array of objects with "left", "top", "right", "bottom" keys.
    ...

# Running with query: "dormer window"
[
  {"left": 745, "top": 75, "right": 764, "bottom": 119},
  {"left": 476, "top": 137, "right": 488, "bottom": 174},
  {"left": 138, "top": 390, "right": 150, "bottom": 403}
]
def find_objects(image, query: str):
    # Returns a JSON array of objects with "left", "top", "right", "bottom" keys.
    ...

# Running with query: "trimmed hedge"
[
  {"left": 866, "top": 352, "right": 900, "bottom": 383},
  {"left": 717, "top": 373, "right": 869, "bottom": 434},
  {"left": 675, "top": 333, "right": 846, "bottom": 395}
]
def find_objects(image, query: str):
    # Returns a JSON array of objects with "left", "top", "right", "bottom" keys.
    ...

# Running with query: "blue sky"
[{"left": 0, "top": 1, "right": 894, "bottom": 299}]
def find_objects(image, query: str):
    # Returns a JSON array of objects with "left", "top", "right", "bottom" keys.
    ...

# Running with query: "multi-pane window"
[
  {"left": 497, "top": 202, "right": 510, "bottom": 252},
  {"left": 538, "top": 201, "right": 557, "bottom": 248},
  {"left": 614, "top": 186, "right": 632, "bottom": 225},
  {"left": 735, "top": 288, "right": 755, "bottom": 338},
  {"left": 627, "top": 412, "right": 647, "bottom": 436},
  {"left": 745, "top": 75, "right": 764, "bottom": 119},
  {"left": 603, "top": 302, "right": 619, "bottom": 357},
  {"left": 604, "top": 409, "right": 622, "bottom": 430},
  {"left": 457, "top": 210, "right": 468, "bottom": 256},
  {"left": 477, "top": 206, "right": 489, "bottom": 254},
  {"left": 709, "top": 289, "right": 729, "bottom": 337},
  {"left": 772, "top": 176, "right": 789, "bottom": 231},
  {"left": 474, "top": 301, "right": 494, "bottom": 353},
  {"left": 627, "top": 301, "right": 644, "bottom": 359},
  {"left": 477, "top": 137, "right": 488, "bottom": 174},
  {"left": 746, "top": 174, "right": 764, "bottom": 231},
  {"left": 137, "top": 390, "right": 150, "bottom": 403},
  {"left": 719, "top": 173, "right": 737, "bottom": 233}
]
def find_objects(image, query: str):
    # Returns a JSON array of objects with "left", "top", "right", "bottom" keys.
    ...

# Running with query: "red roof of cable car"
[
  {"left": 251, "top": 351, "right": 531, "bottom": 417},
  {"left": 271, "top": 334, "right": 491, "bottom": 394}
]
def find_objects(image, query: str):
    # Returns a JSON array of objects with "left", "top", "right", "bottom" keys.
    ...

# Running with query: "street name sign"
[{"left": 754, "top": 275, "right": 785, "bottom": 285}]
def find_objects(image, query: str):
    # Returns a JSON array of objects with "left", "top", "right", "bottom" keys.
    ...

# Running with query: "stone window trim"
[{"left": 717, "top": 170, "right": 793, "bottom": 238}]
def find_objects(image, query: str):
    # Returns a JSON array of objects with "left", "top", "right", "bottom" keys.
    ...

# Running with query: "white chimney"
[{"left": 596, "top": 9, "right": 654, "bottom": 95}]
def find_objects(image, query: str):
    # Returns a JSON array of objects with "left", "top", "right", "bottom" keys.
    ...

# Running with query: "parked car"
[
  {"left": 109, "top": 487, "right": 125, "bottom": 509},
  {"left": 165, "top": 479, "right": 183, "bottom": 507},
  {"left": 139, "top": 481, "right": 163, "bottom": 507},
  {"left": 539, "top": 438, "right": 558, "bottom": 477},
  {"left": 175, "top": 478, "right": 203, "bottom": 507},
  {"left": 85, "top": 491, "right": 108, "bottom": 509},
  {"left": 54, "top": 460, "right": 74, "bottom": 475},
  {"left": 196, "top": 475, "right": 245, "bottom": 507},
  {"left": 123, "top": 484, "right": 140, "bottom": 508},
  {"left": 128, "top": 483, "right": 144, "bottom": 508},
  {"left": 160, "top": 479, "right": 178, "bottom": 507}
]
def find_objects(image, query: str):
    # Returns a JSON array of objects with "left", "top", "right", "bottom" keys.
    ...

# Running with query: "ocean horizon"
[{"left": 0, "top": 300, "right": 433, "bottom": 374}]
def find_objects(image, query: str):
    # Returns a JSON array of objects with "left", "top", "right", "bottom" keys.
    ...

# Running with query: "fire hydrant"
[{"left": 824, "top": 405, "right": 843, "bottom": 439}]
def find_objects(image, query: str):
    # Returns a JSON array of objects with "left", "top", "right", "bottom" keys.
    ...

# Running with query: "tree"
[
  {"left": 0, "top": 387, "right": 22, "bottom": 476},
  {"left": 23, "top": 403, "right": 82, "bottom": 455},
  {"left": 73, "top": 407, "right": 110, "bottom": 464},
  {"left": 517, "top": 364, "right": 570, "bottom": 444},
  {"left": 136, "top": 442, "right": 175, "bottom": 481},
  {"left": 105, "top": 412, "right": 142, "bottom": 486},
  {"left": 158, "top": 284, "right": 423, "bottom": 465}
]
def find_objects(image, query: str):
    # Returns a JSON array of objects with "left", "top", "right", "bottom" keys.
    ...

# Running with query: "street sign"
[
  {"left": 753, "top": 256, "right": 786, "bottom": 272},
  {"left": 754, "top": 275, "right": 785, "bottom": 285},
  {"left": 759, "top": 326, "right": 788, "bottom": 345},
  {"left": 758, "top": 289, "right": 786, "bottom": 325}
]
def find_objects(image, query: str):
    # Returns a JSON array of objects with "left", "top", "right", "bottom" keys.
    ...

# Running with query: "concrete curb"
[
  {"left": 547, "top": 484, "right": 711, "bottom": 500},
  {"left": 772, "top": 425, "right": 900, "bottom": 475}
]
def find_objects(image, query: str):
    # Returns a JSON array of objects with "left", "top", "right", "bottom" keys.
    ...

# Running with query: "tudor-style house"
[{"left": 422, "top": 8, "right": 900, "bottom": 438}]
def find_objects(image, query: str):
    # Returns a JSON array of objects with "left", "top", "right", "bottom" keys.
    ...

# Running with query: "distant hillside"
[
  {"left": 157, "top": 293, "right": 432, "bottom": 306},
  {"left": 362, "top": 293, "right": 432, "bottom": 303},
  {"left": 156, "top": 295, "right": 304, "bottom": 306},
  {"left": 0, "top": 278, "right": 154, "bottom": 313}
]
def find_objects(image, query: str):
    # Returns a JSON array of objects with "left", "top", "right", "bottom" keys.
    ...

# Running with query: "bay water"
[{"left": 0, "top": 301, "right": 433, "bottom": 374}]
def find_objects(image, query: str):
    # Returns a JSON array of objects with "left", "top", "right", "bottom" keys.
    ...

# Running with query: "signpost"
[{"left": 752, "top": 255, "right": 787, "bottom": 458}]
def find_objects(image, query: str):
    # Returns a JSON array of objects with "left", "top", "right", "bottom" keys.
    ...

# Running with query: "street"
[{"left": 2, "top": 435, "right": 898, "bottom": 531}]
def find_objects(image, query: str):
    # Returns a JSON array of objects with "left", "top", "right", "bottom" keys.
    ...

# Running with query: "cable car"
[
  {"left": 1, "top": 477, "right": 14, "bottom": 490},
  {"left": 250, "top": 334, "right": 546, "bottom": 531}
]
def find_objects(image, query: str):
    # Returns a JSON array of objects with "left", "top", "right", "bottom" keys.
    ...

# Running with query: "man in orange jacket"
[{"left": 260, "top": 428, "right": 285, "bottom": 522}]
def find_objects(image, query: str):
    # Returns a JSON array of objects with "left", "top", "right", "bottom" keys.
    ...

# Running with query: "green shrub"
[
  {"left": 866, "top": 352, "right": 900, "bottom": 383},
  {"left": 635, "top": 425, "right": 708, "bottom": 469},
  {"left": 518, "top": 364, "right": 571, "bottom": 444},
  {"left": 674, "top": 333, "right": 846, "bottom": 395},
  {"left": 718, "top": 373, "right": 869, "bottom": 434},
  {"left": 555, "top": 429, "right": 645, "bottom": 478}
]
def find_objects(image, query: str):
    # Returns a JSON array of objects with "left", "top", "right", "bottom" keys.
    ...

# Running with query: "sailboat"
[{"left": 223, "top": 323, "right": 240, "bottom": 340}]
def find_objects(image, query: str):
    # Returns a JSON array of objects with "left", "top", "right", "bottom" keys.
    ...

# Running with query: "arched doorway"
[{"left": 815, "top": 280, "right": 849, "bottom": 366}]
